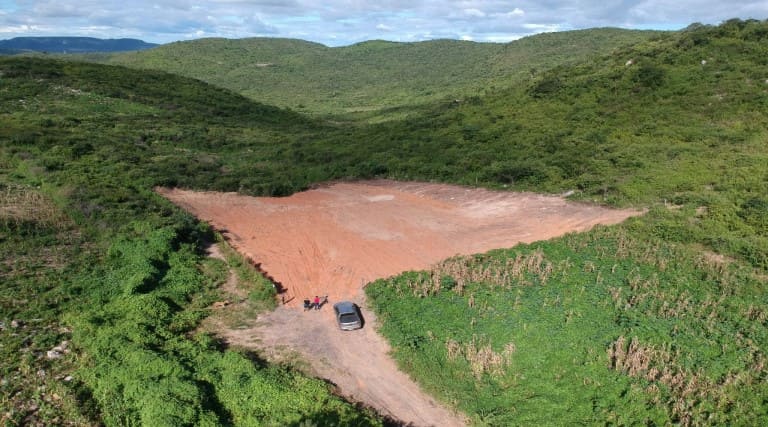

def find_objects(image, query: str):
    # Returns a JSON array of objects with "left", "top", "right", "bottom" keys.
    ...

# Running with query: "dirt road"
[
  {"left": 215, "top": 297, "right": 466, "bottom": 426},
  {"left": 160, "top": 181, "right": 641, "bottom": 426}
]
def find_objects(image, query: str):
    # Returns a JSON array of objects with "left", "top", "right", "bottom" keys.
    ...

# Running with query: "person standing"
[{"left": 313, "top": 295, "right": 321, "bottom": 310}]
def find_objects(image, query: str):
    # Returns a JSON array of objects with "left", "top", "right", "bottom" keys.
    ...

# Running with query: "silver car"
[{"left": 333, "top": 301, "right": 362, "bottom": 330}]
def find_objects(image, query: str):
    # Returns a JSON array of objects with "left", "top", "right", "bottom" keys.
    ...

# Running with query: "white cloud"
[
  {"left": 0, "top": 1, "right": 764, "bottom": 46},
  {"left": 0, "top": 24, "right": 43, "bottom": 34},
  {"left": 523, "top": 23, "right": 562, "bottom": 32},
  {"left": 31, "top": 2, "right": 82, "bottom": 18},
  {"left": 490, "top": 8, "right": 525, "bottom": 20},
  {"left": 483, "top": 34, "right": 525, "bottom": 43},
  {"left": 463, "top": 8, "right": 486, "bottom": 18}
]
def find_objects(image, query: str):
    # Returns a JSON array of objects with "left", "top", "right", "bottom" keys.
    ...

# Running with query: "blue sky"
[{"left": 1, "top": 1, "right": 766, "bottom": 46}]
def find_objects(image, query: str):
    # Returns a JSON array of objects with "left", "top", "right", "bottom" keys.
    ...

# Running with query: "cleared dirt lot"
[
  {"left": 159, "top": 180, "right": 641, "bottom": 426},
  {"left": 159, "top": 181, "right": 640, "bottom": 306}
]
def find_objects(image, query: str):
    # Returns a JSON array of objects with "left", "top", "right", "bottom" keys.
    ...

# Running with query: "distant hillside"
[
  {"left": 341, "top": 20, "right": 768, "bottom": 205},
  {"left": 0, "top": 37, "right": 158, "bottom": 53},
  {"left": 332, "top": 19, "right": 768, "bottom": 263},
  {"left": 105, "top": 29, "right": 659, "bottom": 118}
]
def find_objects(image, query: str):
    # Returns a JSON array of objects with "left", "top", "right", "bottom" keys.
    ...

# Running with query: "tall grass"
[
  {"left": 0, "top": 184, "right": 70, "bottom": 229},
  {"left": 367, "top": 225, "right": 768, "bottom": 425}
]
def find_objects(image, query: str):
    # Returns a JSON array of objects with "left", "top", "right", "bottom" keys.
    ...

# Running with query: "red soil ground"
[
  {"left": 159, "top": 180, "right": 640, "bottom": 307},
  {"left": 159, "top": 180, "right": 642, "bottom": 426}
]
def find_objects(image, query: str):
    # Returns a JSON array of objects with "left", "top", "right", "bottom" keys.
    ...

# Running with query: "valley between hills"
[{"left": 1, "top": 19, "right": 767, "bottom": 426}]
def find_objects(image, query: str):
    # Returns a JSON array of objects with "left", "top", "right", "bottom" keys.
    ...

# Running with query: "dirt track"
[{"left": 159, "top": 181, "right": 641, "bottom": 426}]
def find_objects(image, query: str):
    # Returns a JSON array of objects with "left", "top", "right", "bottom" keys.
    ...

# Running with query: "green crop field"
[{"left": 1, "top": 18, "right": 767, "bottom": 425}]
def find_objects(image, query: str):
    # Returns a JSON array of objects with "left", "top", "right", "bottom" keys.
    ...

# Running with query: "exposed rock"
[
  {"left": 52, "top": 340, "right": 69, "bottom": 354},
  {"left": 46, "top": 350, "right": 63, "bottom": 360},
  {"left": 212, "top": 300, "right": 231, "bottom": 309}
]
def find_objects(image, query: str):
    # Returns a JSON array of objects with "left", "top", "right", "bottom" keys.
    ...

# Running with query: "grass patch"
[{"left": 367, "top": 225, "right": 768, "bottom": 425}]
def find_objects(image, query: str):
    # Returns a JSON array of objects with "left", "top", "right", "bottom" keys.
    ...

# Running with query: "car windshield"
[{"left": 339, "top": 313, "right": 359, "bottom": 323}]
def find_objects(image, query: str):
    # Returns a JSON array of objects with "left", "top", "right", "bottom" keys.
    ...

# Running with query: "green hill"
[
  {"left": 2, "top": 19, "right": 768, "bottom": 426},
  {"left": 0, "top": 58, "right": 381, "bottom": 425},
  {"left": 105, "top": 29, "right": 659, "bottom": 118},
  {"left": 362, "top": 19, "right": 768, "bottom": 424}
]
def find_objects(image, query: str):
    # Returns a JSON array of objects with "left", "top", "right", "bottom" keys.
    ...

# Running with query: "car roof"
[{"left": 333, "top": 301, "right": 356, "bottom": 313}]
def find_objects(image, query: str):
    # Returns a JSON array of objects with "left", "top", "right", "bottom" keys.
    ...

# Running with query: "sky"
[{"left": 0, "top": 1, "right": 766, "bottom": 46}]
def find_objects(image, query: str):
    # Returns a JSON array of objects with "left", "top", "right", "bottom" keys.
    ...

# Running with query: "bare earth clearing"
[{"left": 159, "top": 181, "right": 641, "bottom": 426}]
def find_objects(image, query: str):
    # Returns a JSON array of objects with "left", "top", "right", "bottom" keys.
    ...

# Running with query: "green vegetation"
[
  {"left": 0, "top": 59, "right": 381, "bottom": 425},
  {"left": 1, "top": 185, "right": 94, "bottom": 425},
  {"left": 69, "top": 225, "right": 375, "bottom": 426},
  {"left": 333, "top": 19, "right": 768, "bottom": 269},
  {"left": 363, "top": 18, "right": 768, "bottom": 426},
  {"left": 102, "top": 29, "right": 658, "bottom": 119},
  {"left": 2, "top": 18, "right": 767, "bottom": 425},
  {"left": 367, "top": 225, "right": 768, "bottom": 425}
]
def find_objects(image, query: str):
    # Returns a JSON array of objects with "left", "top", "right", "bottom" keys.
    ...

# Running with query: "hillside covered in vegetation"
[
  {"left": 0, "top": 59, "right": 383, "bottom": 425},
  {"left": 364, "top": 19, "right": 768, "bottom": 425},
  {"left": 1, "top": 18, "right": 767, "bottom": 425},
  {"left": 104, "top": 28, "right": 658, "bottom": 119}
]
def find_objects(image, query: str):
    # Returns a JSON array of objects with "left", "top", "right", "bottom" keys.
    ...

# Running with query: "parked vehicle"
[{"left": 333, "top": 301, "right": 362, "bottom": 330}]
